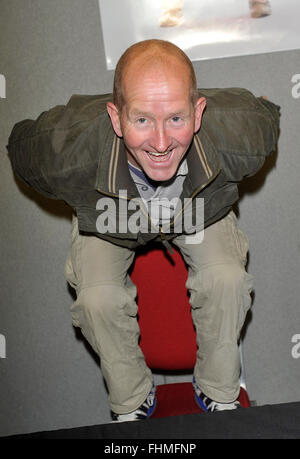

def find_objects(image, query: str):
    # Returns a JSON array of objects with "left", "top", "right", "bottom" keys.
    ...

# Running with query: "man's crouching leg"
[
  {"left": 70, "top": 283, "right": 153, "bottom": 416},
  {"left": 174, "top": 211, "right": 254, "bottom": 410},
  {"left": 189, "top": 262, "right": 253, "bottom": 404},
  {"left": 64, "top": 215, "right": 153, "bottom": 418}
]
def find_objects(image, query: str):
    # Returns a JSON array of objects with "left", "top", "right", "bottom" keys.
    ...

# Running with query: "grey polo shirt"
[{"left": 128, "top": 160, "right": 188, "bottom": 228}]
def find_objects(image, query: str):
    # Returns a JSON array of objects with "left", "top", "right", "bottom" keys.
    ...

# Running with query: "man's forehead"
[
  {"left": 122, "top": 67, "right": 190, "bottom": 100},
  {"left": 123, "top": 52, "right": 190, "bottom": 84},
  {"left": 123, "top": 89, "right": 192, "bottom": 114}
]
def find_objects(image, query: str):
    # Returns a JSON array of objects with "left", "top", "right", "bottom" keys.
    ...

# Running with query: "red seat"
[{"left": 131, "top": 243, "right": 250, "bottom": 418}]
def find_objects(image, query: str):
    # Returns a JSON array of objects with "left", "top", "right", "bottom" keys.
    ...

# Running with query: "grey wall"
[{"left": 1, "top": 0, "right": 300, "bottom": 437}]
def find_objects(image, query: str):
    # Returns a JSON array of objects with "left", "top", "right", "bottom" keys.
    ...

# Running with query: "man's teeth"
[
  {"left": 148, "top": 151, "right": 169, "bottom": 156},
  {"left": 146, "top": 150, "right": 172, "bottom": 162}
]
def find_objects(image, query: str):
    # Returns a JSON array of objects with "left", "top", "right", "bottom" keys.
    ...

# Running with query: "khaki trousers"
[{"left": 64, "top": 211, "right": 253, "bottom": 414}]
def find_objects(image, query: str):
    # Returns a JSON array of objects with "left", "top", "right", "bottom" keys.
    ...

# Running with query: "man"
[{"left": 7, "top": 39, "right": 280, "bottom": 422}]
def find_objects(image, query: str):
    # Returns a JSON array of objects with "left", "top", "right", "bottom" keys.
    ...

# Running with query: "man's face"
[{"left": 107, "top": 61, "right": 206, "bottom": 182}]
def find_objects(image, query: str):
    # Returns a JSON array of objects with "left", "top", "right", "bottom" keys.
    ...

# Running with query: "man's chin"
[
  {"left": 127, "top": 150, "right": 183, "bottom": 182},
  {"left": 144, "top": 166, "right": 178, "bottom": 182}
]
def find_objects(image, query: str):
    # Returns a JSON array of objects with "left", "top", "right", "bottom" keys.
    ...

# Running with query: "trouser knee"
[
  {"left": 73, "top": 283, "right": 135, "bottom": 319},
  {"left": 70, "top": 283, "right": 138, "bottom": 355},
  {"left": 188, "top": 263, "right": 253, "bottom": 337}
]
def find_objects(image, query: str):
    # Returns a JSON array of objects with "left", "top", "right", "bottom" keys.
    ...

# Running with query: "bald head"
[{"left": 113, "top": 39, "right": 198, "bottom": 110}]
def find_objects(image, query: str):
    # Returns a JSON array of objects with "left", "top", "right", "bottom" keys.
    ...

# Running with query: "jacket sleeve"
[
  {"left": 7, "top": 105, "right": 66, "bottom": 199},
  {"left": 201, "top": 88, "right": 280, "bottom": 182},
  {"left": 6, "top": 94, "right": 108, "bottom": 202}
]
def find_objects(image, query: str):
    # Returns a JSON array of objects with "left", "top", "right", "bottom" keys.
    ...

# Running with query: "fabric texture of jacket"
[{"left": 7, "top": 88, "right": 280, "bottom": 249}]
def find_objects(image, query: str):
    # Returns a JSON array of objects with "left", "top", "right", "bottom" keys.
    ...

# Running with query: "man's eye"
[
  {"left": 137, "top": 118, "right": 147, "bottom": 124},
  {"left": 172, "top": 116, "right": 181, "bottom": 123}
]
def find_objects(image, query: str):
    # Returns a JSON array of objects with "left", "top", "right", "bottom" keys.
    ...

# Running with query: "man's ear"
[
  {"left": 194, "top": 97, "right": 207, "bottom": 133},
  {"left": 106, "top": 102, "right": 123, "bottom": 137}
]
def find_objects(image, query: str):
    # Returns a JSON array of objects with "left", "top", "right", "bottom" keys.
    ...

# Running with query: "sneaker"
[
  {"left": 249, "top": 0, "right": 271, "bottom": 18},
  {"left": 193, "top": 378, "right": 240, "bottom": 412},
  {"left": 111, "top": 385, "right": 156, "bottom": 422}
]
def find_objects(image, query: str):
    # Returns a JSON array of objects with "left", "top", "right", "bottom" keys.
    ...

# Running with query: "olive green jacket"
[{"left": 7, "top": 88, "right": 280, "bottom": 249}]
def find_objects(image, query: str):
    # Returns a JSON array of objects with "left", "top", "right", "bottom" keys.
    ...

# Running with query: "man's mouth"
[{"left": 146, "top": 150, "right": 173, "bottom": 162}]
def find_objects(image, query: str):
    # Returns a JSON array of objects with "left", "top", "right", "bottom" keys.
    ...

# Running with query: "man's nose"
[{"left": 150, "top": 124, "right": 172, "bottom": 152}]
